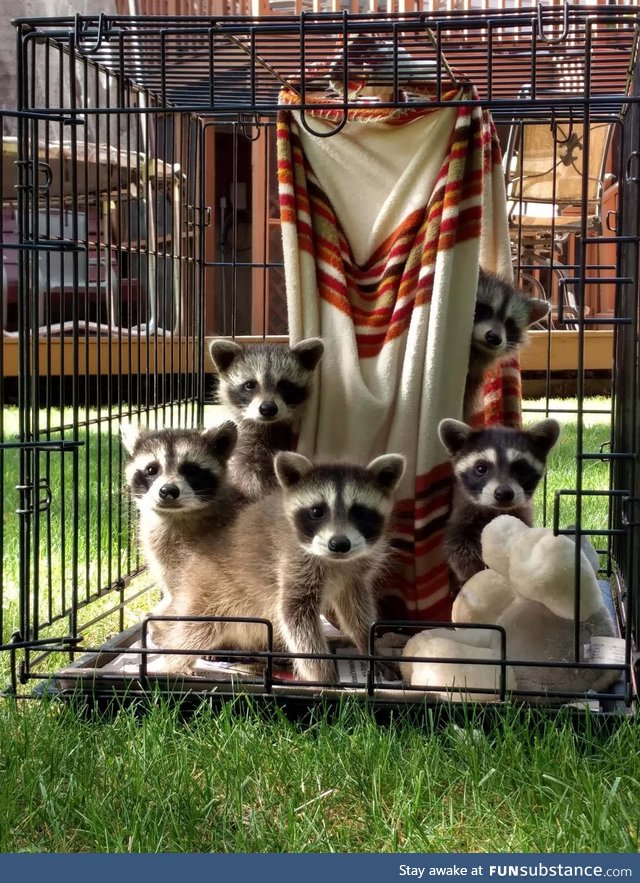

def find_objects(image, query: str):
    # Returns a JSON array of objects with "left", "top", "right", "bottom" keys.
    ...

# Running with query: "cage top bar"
[{"left": 12, "top": 7, "right": 640, "bottom": 118}]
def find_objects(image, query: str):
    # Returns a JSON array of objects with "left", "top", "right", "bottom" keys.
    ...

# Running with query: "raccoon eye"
[
  {"left": 505, "top": 318, "right": 519, "bottom": 342},
  {"left": 474, "top": 303, "right": 493, "bottom": 322},
  {"left": 309, "top": 504, "right": 326, "bottom": 521},
  {"left": 243, "top": 380, "right": 257, "bottom": 391},
  {"left": 474, "top": 461, "right": 489, "bottom": 475},
  {"left": 144, "top": 463, "right": 159, "bottom": 477}
]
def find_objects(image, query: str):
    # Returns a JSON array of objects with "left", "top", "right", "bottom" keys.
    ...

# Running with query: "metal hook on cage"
[
  {"left": 237, "top": 113, "right": 262, "bottom": 143},
  {"left": 598, "top": 441, "right": 613, "bottom": 464},
  {"left": 537, "top": 1, "right": 570, "bottom": 46},
  {"left": 37, "top": 162, "right": 52, "bottom": 193},
  {"left": 298, "top": 105, "right": 349, "bottom": 139},
  {"left": 549, "top": 107, "right": 576, "bottom": 145},
  {"left": 13, "top": 159, "right": 52, "bottom": 194},
  {"left": 298, "top": 10, "right": 349, "bottom": 139},
  {"left": 74, "top": 11, "right": 107, "bottom": 56},
  {"left": 624, "top": 149, "right": 640, "bottom": 184},
  {"left": 421, "top": 22, "right": 460, "bottom": 90},
  {"left": 37, "top": 480, "right": 53, "bottom": 513},
  {"left": 621, "top": 496, "right": 640, "bottom": 528},
  {"left": 15, "top": 479, "right": 52, "bottom": 515}
]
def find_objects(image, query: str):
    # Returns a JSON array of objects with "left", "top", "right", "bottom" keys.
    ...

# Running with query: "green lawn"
[
  {"left": 0, "top": 698, "right": 638, "bottom": 853},
  {"left": 1, "top": 397, "right": 638, "bottom": 854},
  {"left": 525, "top": 398, "right": 614, "bottom": 561},
  {"left": 1, "top": 409, "right": 136, "bottom": 638}
]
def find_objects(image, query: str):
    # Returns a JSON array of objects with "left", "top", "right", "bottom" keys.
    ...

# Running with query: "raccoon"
[
  {"left": 464, "top": 269, "right": 551, "bottom": 421},
  {"left": 151, "top": 451, "right": 406, "bottom": 682},
  {"left": 121, "top": 420, "right": 245, "bottom": 615},
  {"left": 209, "top": 338, "right": 324, "bottom": 500},
  {"left": 438, "top": 417, "right": 560, "bottom": 588}
]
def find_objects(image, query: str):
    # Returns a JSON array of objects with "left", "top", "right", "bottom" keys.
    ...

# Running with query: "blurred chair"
[
  {"left": 37, "top": 206, "right": 119, "bottom": 330},
  {"left": 505, "top": 117, "right": 614, "bottom": 329}
]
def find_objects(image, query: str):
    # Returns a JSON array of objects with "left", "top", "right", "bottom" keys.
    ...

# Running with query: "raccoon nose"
[
  {"left": 158, "top": 483, "right": 180, "bottom": 501},
  {"left": 259, "top": 401, "right": 279, "bottom": 418},
  {"left": 328, "top": 535, "right": 351, "bottom": 554},
  {"left": 485, "top": 330, "right": 503, "bottom": 347},
  {"left": 494, "top": 485, "right": 515, "bottom": 504}
]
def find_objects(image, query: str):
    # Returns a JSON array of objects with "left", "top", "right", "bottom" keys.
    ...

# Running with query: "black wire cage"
[{"left": 1, "top": 3, "right": 639, "bottom": 714}]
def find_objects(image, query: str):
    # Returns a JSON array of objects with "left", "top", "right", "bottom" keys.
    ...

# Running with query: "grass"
[
  {"left": 1, "top": 396, "right": 637, "bottom": 855},
  {"left": 0, "top": 698, "right": 638, "bottom": 853},
  {"left": 1, "top": 409, "right": 136, "bottom": 639},
  {"left": 526, "top": 398, "right": 614, "bottom": 558}
]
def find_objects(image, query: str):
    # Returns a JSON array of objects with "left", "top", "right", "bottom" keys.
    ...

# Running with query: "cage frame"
[{"left": 1, "top": 3, "right": 639, "bottom": 715}]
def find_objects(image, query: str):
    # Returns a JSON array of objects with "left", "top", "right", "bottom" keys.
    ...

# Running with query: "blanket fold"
[{"left": 278, "top": 83, "right": 518, "bottom": 620}]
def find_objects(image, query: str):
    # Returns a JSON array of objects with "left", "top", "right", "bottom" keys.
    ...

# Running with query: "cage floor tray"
[{"left": 52, "top": 578, "right": 631, "bottom": 712}]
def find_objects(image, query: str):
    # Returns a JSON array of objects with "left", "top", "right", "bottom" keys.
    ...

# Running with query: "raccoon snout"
[
  {"left": 485, "top": 329, "right": 503, "bottom": 348},
  {"left": 258, "top": 401, "right": 279, "bottom": 418},
  {"left": 158, "top": 483, "right": 180, "bottom": 501},
  {"left": 328, "top": 535, "right": 352, "bottom": 554},
  {"left": 493, "top": 485, "right": 515, "bottom": 505}
]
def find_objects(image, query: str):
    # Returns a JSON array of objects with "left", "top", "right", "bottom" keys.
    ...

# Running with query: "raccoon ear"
[
  {"left": 526, "top": 298, "right": 551, "bottom": 327},
  {"left": 438, "top": 419, "right": 472, "bottom": 456},
  {"left": 367, "top": 454, "right": 406, "bottom": 494},
  {"left": 201, "top": 420, "right": 238, "bottom": 463},
  {"left": 291, "top": 338, "right": 324, "bottom": 372},
  {"left": 274, "top": 451, "right": 313, "bottom": 489},
  {"left": 120, "top": 422, "right": 141, "bottom": 456},
  {"left": 525, "top": 418, "right": 561, "bottom": 456},
  {"left": 209, "top": 339, "right": 244, "bottom": 375}
]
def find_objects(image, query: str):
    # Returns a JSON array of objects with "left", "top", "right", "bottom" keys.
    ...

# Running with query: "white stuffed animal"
[{"left": 400, "top": 515, "right": 619, "bottom": 700}]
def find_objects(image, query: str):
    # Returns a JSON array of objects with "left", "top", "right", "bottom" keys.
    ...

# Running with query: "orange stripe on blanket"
[
  {"left": 352, "top": 295, "right": 421, "bottom": 333},
  {"left": 356, "top": 327, "right": 407, "bottom": 358},
  {"left": 278, "top": 86, "right": 461, "bottom": 121},
  {"left": 316, "top": 242, "right": 345, "bottom": 274},
  {"left": 366, "top": 209, "right": 425, "bottom": 265},
  {"left": 317, "top": 270, "right": 349, "bottom": 301},
  {"left": 308, "top": 196, "right": 340, "bottom": 230}
]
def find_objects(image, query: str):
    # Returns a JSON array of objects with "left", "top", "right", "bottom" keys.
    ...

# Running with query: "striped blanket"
[{"left": 277, "top": 83, "right": 519, "bottom": 620}]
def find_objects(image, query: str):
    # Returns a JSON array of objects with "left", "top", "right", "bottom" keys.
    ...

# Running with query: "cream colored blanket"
[{"left": 278, "top": 84, "right": 518, "bottom": 620}]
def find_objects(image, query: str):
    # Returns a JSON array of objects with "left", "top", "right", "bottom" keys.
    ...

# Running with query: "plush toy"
[{"left": 400, "top": 515, "right": 619, "bottom": 700}]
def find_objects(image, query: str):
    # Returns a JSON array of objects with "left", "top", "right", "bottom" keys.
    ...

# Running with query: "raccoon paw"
[
  {"left": 373, "top": 660, "right": 402, "bottom": 682},
  {"left": 374, "top": 632, "right": 410, "bottom": 650},
  {"left": 153, "top": 653, "right": 197, "bottom": 675},
  {"left": 294, "top": 659, "right": 338, "bottom": 684}
]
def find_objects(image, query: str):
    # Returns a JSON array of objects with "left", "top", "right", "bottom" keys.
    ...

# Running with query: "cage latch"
[
  {"left": 621, "top": 496, "right": 640, "bottom": 527},
  {"left": 73, "top": 12, "right": 120, "bottom": 56},
  {"left": 14, "top": 159, "right": 54, "bottom": 194},
  {"left": 537, "top": 2, "right": 570, "bottom": 46},
  {"left": 624, "top": 150, "right": 640, "bottom": 185},
  {"left": 15, "top": 479, "right": 52, "bottom": 515}
]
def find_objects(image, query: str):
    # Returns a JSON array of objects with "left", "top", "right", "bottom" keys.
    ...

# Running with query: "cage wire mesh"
[{"left": 1, "top": 4, "right": 639, "bottom": 712}]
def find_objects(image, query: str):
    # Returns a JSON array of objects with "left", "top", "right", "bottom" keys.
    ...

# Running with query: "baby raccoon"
[
  {"left": 121, "top": 420, "right": 245, "bottom": 614},
  {"left": 151, "top": 451, "right": 406, "bottom": 682},
  {"left": 438, "top": 417, "right": 560, "bottom": 588},
  {"left": 464, "top": 269, "right": 551, "bottom": 421},
  {"left": 209, "top": 338, "right": 324, "bottom": 500}
]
